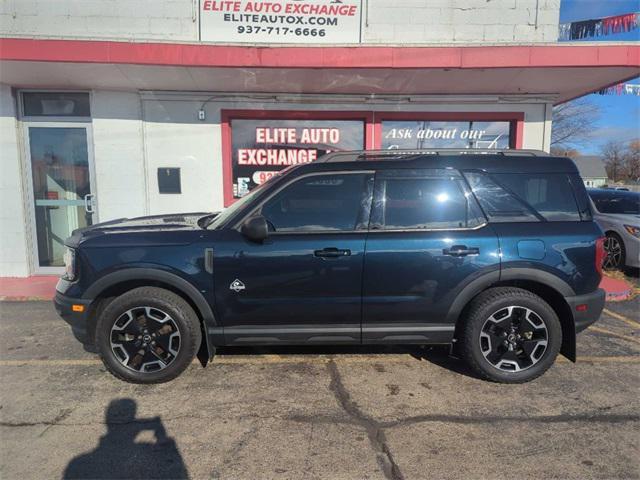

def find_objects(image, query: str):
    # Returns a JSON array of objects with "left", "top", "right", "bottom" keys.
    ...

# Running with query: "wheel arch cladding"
[
  {"left": 451, "top": 271, "right": 576, "bottom": 362},
  {"left": 83, "top": 268, "right": 216, "bottom": 366}
]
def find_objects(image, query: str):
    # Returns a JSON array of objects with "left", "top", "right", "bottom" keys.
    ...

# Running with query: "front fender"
[{"left": 83, "top": 267, "right": 218, "bottom": 364}]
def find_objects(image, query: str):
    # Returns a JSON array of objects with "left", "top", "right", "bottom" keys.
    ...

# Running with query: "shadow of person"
[{"left": 64, "top": 398, "right": 189, "bottom": 480}]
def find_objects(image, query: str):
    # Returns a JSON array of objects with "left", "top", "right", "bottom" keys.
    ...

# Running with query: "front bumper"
[
  {"left": 53, "top": 291, "right": 93, "bottom": 345},
  {"left": 624, "top": 234, "right": 640, "bottom": 268},
  {"left": 566, "top": 288, "right": 606, "bottom": 334}
]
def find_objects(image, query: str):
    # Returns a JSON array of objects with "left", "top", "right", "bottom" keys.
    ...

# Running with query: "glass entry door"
[{"left": 26, "top": 125, "right": 96, "bottom": 269}]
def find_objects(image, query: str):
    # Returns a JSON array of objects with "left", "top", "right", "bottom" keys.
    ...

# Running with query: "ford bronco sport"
[{"left": 54, "top": 150, "right": 606, "bottom": 384}]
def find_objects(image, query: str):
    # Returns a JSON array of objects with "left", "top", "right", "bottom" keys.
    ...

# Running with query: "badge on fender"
[{"left": 230, "top": 279, "right": 246, "bottom": 292}]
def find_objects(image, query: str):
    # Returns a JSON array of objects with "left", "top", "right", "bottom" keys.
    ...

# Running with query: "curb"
[
  {"left": 0, "top": 295, "right": 53, "bottom": 302},
  {"left": 600, "top": 276, "right": 635, "bottom": 302}
]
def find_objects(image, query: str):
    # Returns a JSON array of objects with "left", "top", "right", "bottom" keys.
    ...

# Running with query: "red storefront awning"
[{"left": 1, "top": 39, "right": 638, "bottom": 103}]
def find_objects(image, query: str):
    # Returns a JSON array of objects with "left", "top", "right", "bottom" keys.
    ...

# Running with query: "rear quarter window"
[{"left": 464, "top": 171, "right": 582, "bottom": 222}]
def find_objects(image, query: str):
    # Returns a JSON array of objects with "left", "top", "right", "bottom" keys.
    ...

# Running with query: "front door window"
[{"left": 28, "top": 126, "right": 94, "bottom": 267}]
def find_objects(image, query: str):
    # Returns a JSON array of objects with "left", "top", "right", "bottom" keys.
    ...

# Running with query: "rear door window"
[{"left": 371, "top": 169, "right": 485, "bottom": 230}]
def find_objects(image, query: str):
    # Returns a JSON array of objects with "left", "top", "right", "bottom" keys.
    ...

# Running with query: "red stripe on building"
[{"left": 1, "top": 38, "right": 638, "bottom": 69}]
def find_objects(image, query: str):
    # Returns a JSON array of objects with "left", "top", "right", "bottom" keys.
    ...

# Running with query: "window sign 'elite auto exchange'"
[
  {"left": 200, "top": 0, "right": 363, "bottom": 43},
  {"left": 230, "top": 119, "right": 364, "bottom": 197}
]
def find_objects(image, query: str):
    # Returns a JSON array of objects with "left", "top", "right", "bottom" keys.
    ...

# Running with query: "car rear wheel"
[
  {"left": 461, "top": 287, "right": 562, "bottom": 383},
  {"left": 603, "top": 232, "right": 626, "bottom": 271},
  {"left": 95, "top": 287, "right": 201, "bottom": 384}
]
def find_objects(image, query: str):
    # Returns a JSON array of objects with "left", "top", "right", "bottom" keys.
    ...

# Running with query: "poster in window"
[
  {"left": 230, "top": 119, "right": 365, "bottom": 198},
  {"left": 381, "top": 121, "right": 512, "bottom": 150}
]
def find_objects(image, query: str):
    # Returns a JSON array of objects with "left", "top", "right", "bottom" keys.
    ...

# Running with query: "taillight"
[{"left": 595, "top": 237, "right": 606, "bottom": 278}]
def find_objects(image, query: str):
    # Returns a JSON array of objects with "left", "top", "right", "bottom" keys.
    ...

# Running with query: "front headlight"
[
  {"left": 623, "top": 225, "right": 640, "bottom": 238},
  {"left": 63, "top": 247, "right": 77, "bottom": 281}
]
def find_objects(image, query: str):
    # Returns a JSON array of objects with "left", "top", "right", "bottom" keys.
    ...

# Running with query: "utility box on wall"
[{"left": 157, "top": 168, "right": 181, "bottom": 194}]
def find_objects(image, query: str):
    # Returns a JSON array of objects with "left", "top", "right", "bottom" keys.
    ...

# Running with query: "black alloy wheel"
[
  {"left": 603, "top": 233, "right": 626, "bottom": 270},
  {"left": 96, "top": 287, "right": 201, "bottom": 384},
  {"left": 461, "top": 287, "right": 562, "bottom": 383},
  {"left": 110, "top": 306, "right": 181, "bottom": 373},
  {"left": 479, "top": 306, "right": 548, "bottom": 373}
]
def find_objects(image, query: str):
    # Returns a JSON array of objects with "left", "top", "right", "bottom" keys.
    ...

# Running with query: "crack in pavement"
[
  {"left": 327, "top": 359, "right": 404, "bottom": 480},
  {"left": 0, "top": 408, "right": 73, "bottom": 429},
  {"left": 210, "top": 425, "right": 258, "bottom": 480}
]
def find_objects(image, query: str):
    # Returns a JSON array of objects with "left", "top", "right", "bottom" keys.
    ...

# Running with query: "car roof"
[{"left": 292, "top": 150, "right": 579, "bottom": 175}]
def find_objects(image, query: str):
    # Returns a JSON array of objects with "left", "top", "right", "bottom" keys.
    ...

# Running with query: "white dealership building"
[{"left": 0, "top": 0, "right": 638, "bottom": 277}]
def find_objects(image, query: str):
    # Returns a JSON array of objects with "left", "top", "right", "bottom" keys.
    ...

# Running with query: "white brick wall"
[
  {"left": 362, "top": 0, "right": 560, "bottom": 44},
  {"left": 0, "top": 0, "right": 560, "bottom": 44},
  {"left": 0, "top": 0, "right": 198, "bottom": 41},
  {"left": 91, "top": 91, "right": 147, "bottom": 222},
  {"left": 0, "top": 84, "right": 30, "bottom": 277}
]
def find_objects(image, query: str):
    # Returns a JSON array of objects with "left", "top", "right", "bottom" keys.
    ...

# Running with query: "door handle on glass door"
[{"left": 84, "top": 194, "right": 95, "bottom": 213}]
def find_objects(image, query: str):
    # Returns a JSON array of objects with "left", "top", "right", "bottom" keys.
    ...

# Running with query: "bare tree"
[
  {"left": 601, "top": 140, "right": 626, "bottom": 182},
  {"left": 549, "top": 146, "right": 581, "bottom": 157},
  {"left": 625, "top": 140, "right": 640, "bottom": 182},
  {"left": 551, "top": 98, "right": 601, "bottom": 149}
]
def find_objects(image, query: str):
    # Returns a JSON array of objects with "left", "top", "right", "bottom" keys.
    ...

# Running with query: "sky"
[{"left": 558, "top": 0, "right": 639, "bottom": 154}]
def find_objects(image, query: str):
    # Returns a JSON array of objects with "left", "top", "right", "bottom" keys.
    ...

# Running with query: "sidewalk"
[
  {"left": 0, "top": 276, "right": 59, "bottom": 301},
  {"left": 0, "top": 273, "right": 635, "bottom": 302}
]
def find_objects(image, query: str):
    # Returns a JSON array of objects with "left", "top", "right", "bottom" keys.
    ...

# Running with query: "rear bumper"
[
  {"left": 53, "top": 291, "right": 92, "bottom": 344},
  {"left": 566, "top": 288, "right": 606, "bottom": 334}
]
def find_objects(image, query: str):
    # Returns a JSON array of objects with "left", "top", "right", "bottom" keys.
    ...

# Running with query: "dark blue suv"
[{"left": 54, "top": 150, "right": 606, "bottom": 384}]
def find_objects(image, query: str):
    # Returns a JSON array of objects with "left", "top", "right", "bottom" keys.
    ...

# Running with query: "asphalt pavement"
[{"left": 0, "top": 298, "right": 638, "bottom": 480}]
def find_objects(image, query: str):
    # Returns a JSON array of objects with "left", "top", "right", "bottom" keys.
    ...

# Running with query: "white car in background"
[{"left": 588, "top": 189, "right": 640, "bottom": 270}]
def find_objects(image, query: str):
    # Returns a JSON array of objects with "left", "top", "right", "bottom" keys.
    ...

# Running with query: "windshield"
[
  {"left": 206, "top": 174, "right": 281, "bottom": 229},
  {"left": 590, "top": 191, "right": 640, "bottom": 215}
]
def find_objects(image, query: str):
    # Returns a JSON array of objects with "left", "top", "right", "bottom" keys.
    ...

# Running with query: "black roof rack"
[{"left": 317, "top": 148, "right": 548, "bottom": 163}]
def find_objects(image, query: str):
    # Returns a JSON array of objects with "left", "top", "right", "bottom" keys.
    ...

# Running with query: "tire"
[
  {"left": 603, "top": 232, "right": 626, "bottom": 271},
  {"left": 95, "top": 287, "right": 202, "bottom": 384},
  {"left": 460, "top": 287, "right": 562, "bottom": 383}
]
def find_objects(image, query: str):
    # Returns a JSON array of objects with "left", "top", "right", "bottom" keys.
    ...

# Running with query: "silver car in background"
[{"left": 588, "top": 189, "right": 640, "bottom": 270}]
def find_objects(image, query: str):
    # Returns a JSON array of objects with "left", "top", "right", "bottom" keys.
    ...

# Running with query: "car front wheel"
[
  {"left": 603, "top": 232, "right": 626, "bottom": 271},
  {"left": 461, "top": 287, "right": 562, "bottom": 383},
  {"left": 95, "top": 287, "right": 201, "bottom": 384}
]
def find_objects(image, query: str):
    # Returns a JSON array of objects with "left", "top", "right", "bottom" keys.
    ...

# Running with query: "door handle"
[
  {"left": 84, "top": 194, "right": 95, "bottom": 214},
  {"left": 442, "top": 245, "right": 480, "bottom": 257},
  {"left": 314, "top": 248, "right": 351, "bottom": 258}
]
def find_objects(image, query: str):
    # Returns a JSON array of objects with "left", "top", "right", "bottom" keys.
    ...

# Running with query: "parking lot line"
[
  {"left": 1, "top": 355, "right": 639, "bottom": 367},
  {"left": 603, "top": 308, "right": 640, "bottom": 329},
  {"left": 588, "top": 326, "right": 640, "bottom": 345}
]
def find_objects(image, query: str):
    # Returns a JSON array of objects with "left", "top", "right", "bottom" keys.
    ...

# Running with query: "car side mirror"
[{"left": 241, "top": 215, "right": 269, "bottom": 243}]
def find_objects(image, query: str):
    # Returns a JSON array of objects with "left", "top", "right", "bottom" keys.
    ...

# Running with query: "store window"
[
  {"left": 228, "top": 117, "right": 365, "bottom": 200},
  {"left": 22, "top": 92, "right": 91, "bottom": 117},
  {"left": 381, "top": 120, "right": 512, "bottom": 150}
]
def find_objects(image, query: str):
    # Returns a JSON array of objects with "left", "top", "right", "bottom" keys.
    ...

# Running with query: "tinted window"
[
  {"left": 463, "top": 172, "right": 540, "bottom": 223},
  {"left": 261, "top": 173, "right": 371, "bottom": 232},
  {"left": 494, "top": 173, "right": 581, "bottom": 221},
  {"left": 568, "top": 174, "right": 593, "bottom": 220},
  {"left": 590, "top": 191, "right": 640, "bottom": 214},
  {"left": 22, "top": 92, "right": 91, "bottom": 117},
  {"left": 464, "top": 172, "right": 581, "bottom": 222},
  {"left": 374, "top": 173, "right": 485, "bottom": 230}
]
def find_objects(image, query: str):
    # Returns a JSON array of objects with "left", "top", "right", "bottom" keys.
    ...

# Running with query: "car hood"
[{"left": 65, "top": 212, "right": 218, "bottom": 247}]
